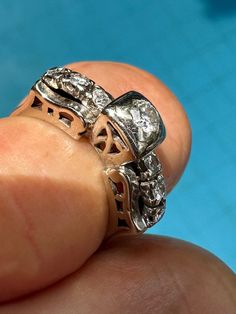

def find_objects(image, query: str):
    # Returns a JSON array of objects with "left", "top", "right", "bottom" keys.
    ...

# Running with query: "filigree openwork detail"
[
  {"left": 91, "top": 115, "right": 133, "bottom": 166},
  {"left": 15, "top": 91, "right": 85, "bottom": 140}
]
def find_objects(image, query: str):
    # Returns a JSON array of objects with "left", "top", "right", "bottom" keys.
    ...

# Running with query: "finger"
[
  {"left": 1, "top": 236, "right": 235, "bottom": 313},
  {"left": 0, "top": 61, "right": 191, "bottom": 301}
]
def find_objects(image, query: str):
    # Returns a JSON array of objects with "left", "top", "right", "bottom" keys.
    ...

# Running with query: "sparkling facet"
[
  {"left": 143, "top": 203, "right": 165, "bottom": 228},
  {"left": 104, "top": 92, "right": 163, "bottom": 157},
  {"left": 136, "top": 116, "right": 157, "bottom": 133},
  {"left": 70, "top": 74, "right": 91, "bottom": 87},
  {"left": 42, "top": 67, "right": 92, "bottom": 96},
  {"left": 38, "top": 67, "right": 113, "bottom": 125},
  {"left": 138, "top": 151, "right": 162, "bottom": 181},
  {"left": 92, "top": 86, "right": 111, "bottom": 110},
  {"left": 130, "top": 107, "right": 141, "bottom": 121},
  {"left": 140, "top": 179, "right": 165, "bottom": 206},
  {"left": 130, "top": 100, "right": 160, "bottom": 140},
  {"left": 116, "top": 107, "right": 132, "bottom": 120},
  {"left": 144, "top": 153, "right": 160, "bottom": 172}
]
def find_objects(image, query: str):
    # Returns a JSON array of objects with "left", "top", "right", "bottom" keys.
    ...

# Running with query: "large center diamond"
[
  {"left": 130, "top": 100, "right": 159, "bottom": 143},
  {"left": 104, "top": 92, "right": 166, "bottom": 157}
]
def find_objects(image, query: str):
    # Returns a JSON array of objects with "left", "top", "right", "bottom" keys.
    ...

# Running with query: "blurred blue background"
[{"left": 0, "top": 0, "right": 235, "bottom": 271}]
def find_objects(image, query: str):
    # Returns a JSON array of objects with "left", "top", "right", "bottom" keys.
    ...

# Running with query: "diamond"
[
  {"left": 45, "top": 67, "right": 70, "bottom": 77},
  {"left": 43, "top": 67, "right": 92, "bottom": 95},
  {"left": 43, "top": 68, "right": 66, "bottom": 89},
  {"left": 35, "top": 67, "right": 113, "bottom": 127},
  {"left": 43, "top": 67, "right": 72, "bottom": 89},
  {"left": 92, "top": 86, "right": 111, "bottom": 110},
  {"left": 70, "top": 74, "right": 91, "bottom": 87},
  {"left": 130, "top": 106, "right": 141, "bottom": 121},
  {"left": 131, "top": 100, "right": 160, "bottom": 139},
  {"left": 104, "top": 92, "right": 165, "bottom": 157},
  {"left": 144, "top": 153, "right": 160, "bottom": 172},
  {"left": 140, "top": 179, "right": 165, "bottom": 206},
  {"left": 138, "top": 151, "right": 162, "bottom": 180},
  {"left": 68, "top": 103, "right": 79, "bottom": 110},
  {"left": 142, "top": 203, "right": 165, "bottom": 227},
  {"left": 116, "top": 106, "right": 132, "bottom": 120}
]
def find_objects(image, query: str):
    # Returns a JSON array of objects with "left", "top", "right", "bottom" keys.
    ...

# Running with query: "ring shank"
[{"left": 11, "top": 90, "right": 86, "bottom": 140}]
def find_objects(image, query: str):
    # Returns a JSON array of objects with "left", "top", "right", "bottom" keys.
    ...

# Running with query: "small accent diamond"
[
  {"left": 143, "top": 203, "right": 165, "bottom": 227},
  {"left": 140, "top": 179, "right": 165, "bottom": 207},
  {"left": 70, "top": 74, "right": 91, "bottom": 87},
  {"left": 92, "top": 86, "right": 111, "bottom": 110}
]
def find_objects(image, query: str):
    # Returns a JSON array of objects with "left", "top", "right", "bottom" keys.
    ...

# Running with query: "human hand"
[{"left": 0, "top": 62, "right": 235, "bottom": 313}]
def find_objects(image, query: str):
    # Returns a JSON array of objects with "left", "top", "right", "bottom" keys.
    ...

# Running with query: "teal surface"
[{"left": 0, "top": 0, "right": 235, "bottom": 270}]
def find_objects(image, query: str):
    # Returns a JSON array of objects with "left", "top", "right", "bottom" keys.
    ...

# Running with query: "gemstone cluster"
[{"left": 40, "top": 67, "right": 113, "bottom": 125}]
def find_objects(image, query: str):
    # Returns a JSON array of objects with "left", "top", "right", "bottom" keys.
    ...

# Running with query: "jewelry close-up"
[
  {"left": 11, "top": 67, "right": 167, "bottom": 236},
  {"left": 13, "top": 67, "right": 114, "bottom": 139}
]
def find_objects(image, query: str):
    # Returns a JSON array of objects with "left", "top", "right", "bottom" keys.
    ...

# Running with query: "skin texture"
[{"left": 0, "top": 62, "right": 235, "bottom": 313}]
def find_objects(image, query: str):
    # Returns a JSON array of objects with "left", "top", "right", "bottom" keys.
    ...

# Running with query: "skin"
[{"left": 0, "top": 62, "right": 235, "bottom": 313}]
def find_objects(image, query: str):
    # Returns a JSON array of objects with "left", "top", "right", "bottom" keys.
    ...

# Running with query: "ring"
[
  {"left": 12, "top": 67, "right": 114, "bottom": 139},
  {"left": 91, "top": 91, "right": 166, "bottom": 236},
  {"left": 11, "top": 67, "right": 167, "bottom": 236}
]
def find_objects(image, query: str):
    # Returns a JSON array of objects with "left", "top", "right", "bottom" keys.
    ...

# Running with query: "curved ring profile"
[
  {"left": 91, "top": 91, "right": 166, "bottom": 236},
  {"left": 11, "top": 67, "right": 167, "bottom": 237},
  {"left": 12, "top": 67, "right": 113, "bottom": 139}
]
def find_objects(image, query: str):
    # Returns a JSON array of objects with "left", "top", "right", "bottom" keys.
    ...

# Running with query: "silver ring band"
[
  {"left": 91, "top": 91, "right": 166, "bottom": 235},
  {"left": 11, "top": 67, "right": 167, "bottom": 236},
  {"left": 13, "top": 67, "right": 113, "bottom": 139}
]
